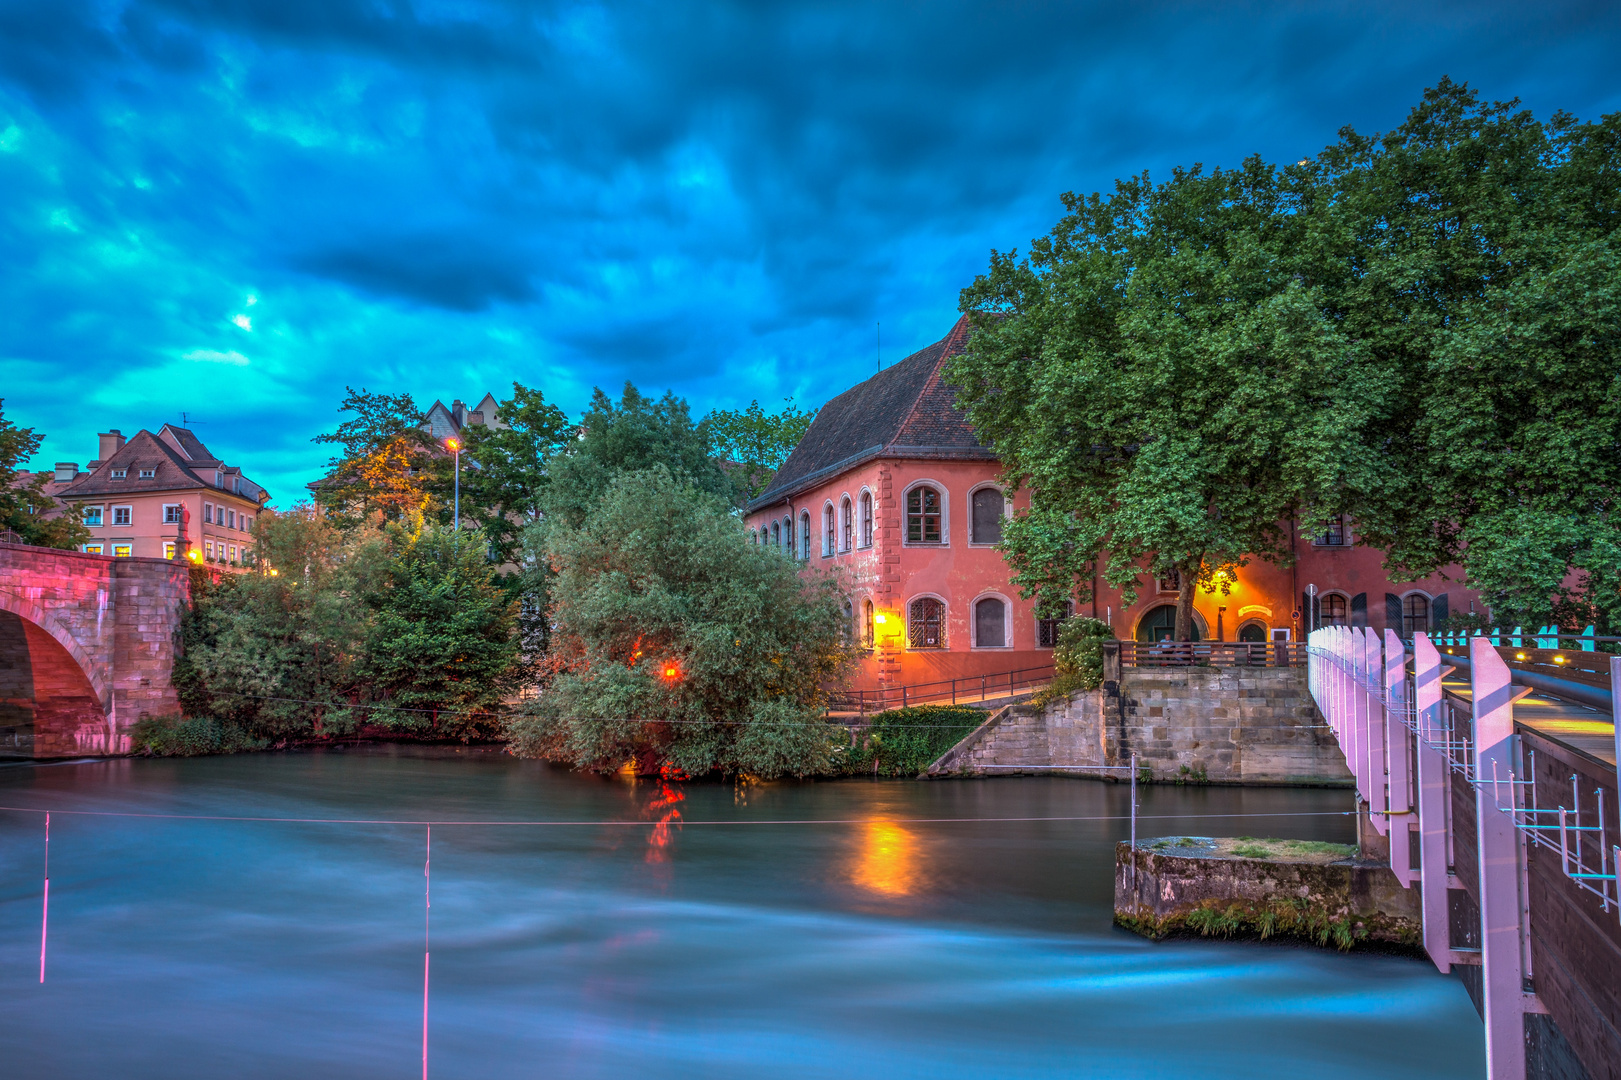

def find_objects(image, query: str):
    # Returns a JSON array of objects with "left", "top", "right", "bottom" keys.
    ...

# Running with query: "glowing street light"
[{"left": 446, "top": 437, "right": 461, "bottom": 531}]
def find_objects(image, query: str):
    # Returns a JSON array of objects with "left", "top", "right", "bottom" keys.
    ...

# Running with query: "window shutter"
[
  {"left": 1350, "top": 593, "right": 1367, "bottom": 628},
  {"left": 1385, "top": 593, "right": 1402, "bottom": 630},
  {"left": 971, "top": 489, "right": 1003, "bottom": 544},
  {"left": 1431, "top": 593, "right": 1449, "bottom": 629}
]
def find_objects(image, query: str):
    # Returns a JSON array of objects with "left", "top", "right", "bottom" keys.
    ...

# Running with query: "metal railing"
[
  {"left": 1117, "top": 640, "right": 1303, "bottom": 668},
  {"left": 826, "top": 665, "right": 1055, "bottom": 717}
]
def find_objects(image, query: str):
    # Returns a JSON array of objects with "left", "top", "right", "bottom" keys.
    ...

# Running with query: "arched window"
[
  {"left": 860, "top": 492, "right": 873, "bottom": 547},
  {"left": 1402, "top": 594, "right": 1430, "bottom": 637},
  {"left": 908, "top": 597, "right": 945, "bottom": 649},
  {"left": 1136, "top": 604, "right": 1201, "bottom": 643},
  {"left": 823, "top": 503, "right": 835, "bottom": 556},
  {"left": 970, "top": 488, "right": 1004, "bottom": 545},
  {"left": 1322, "top": 594, "right": 1348, "bottom": 627},
  {"left": 864, "top": 599, "right": 875, "bottom": 646},
  {"left": 799, "top": 511, "right": 811, "bottom": 560},
  {"left": 1237, "top": 620, "right": 1267, "bottom": 643},
  {"left": 772, "top": 521, "right": 781, "bottom": 549},
  {"left": 840, "top": 496, "right": 852, "bottom": 551},
  {"left": 906, "top": 486, "right": 942, "bottom": 544},
  {"left": 1037, "top": 601, "right": 1074, "bottom": 648},
  {"left": 974, "top": 596, "right": 1007, "bottom": 648},
  {"left": 842, "top": 598, "right": 855, "bottom": 643},
  {"left": 784, "top": 516, "right": 795, "bottom": 557}
]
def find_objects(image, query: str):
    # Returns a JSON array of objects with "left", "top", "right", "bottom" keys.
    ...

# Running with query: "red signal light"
[{"left": 661, "top": 662, "right": 680, "bottom": 682}]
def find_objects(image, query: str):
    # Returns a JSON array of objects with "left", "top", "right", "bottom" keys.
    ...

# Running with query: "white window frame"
[
  {"left": 205, "top": 539, "right": 215, "bottom": 559},
  {"left": 112, "top": 543, "right": 133, "bottom": 558},
  {"left": 163, "top": 541, "right": 177, "bottom": 560},
  {"left": 228, "top": 509, "right": 236, "bottom": 529},
  {"left": 822, "top": 501, "right": 835, "bottom": 557},
  {"left": 110, "top": 505, "right": 133, "bottom": 527},
  {"left": 966, "top": 482, "right": 1010, "bottom": 547},
  {"left": 969, "top": 591, "right": 1014, "bottom": 649},
  {"left": 82, "top": 505, "right": 104, "bottom": 527},
  {"left": 858, "top": 488, "right": 875, "bottom": 549},
  {"left": 163, "top": 504, "right": 183, "bottom": 524},
  {"left": 900, "top": 479, "right": 949, "bottom": 547},
  {"left": 83, "top": 542, "right": 104, "bottom": 555},
  {"left": 798, "top": 511, "right": 811, "bottom": 560},
  {"left": 839, "top": 494, "right": 853, "bottom": 552},
  {"left": 203, "top": 503, "right": 214, "bottom": 524},
  {"left": 138, "top": 468, "right": 156, "bottom": 479},
  {"left": 109, "top": 468, "right": 127, "bottom": 479}
]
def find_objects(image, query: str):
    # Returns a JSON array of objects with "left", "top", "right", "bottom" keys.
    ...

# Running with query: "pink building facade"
[{"left": 746, "top": 317, "right": 1482, "bottom": 694}]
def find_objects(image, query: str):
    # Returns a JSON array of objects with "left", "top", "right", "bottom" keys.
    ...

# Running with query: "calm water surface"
[{"left": 0, "top": 747, "right": 1484, "bottom": 1078}]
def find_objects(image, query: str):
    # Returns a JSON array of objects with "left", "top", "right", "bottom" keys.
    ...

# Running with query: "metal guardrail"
[
  {"left": 826, "top": 665, "right": 1055, "bottom": 717},
  {"left": 1116, "top": 640, "right": 1304, "bottom": 668}
]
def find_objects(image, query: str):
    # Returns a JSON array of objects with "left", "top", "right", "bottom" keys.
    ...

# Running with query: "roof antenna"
[
  {"left": 180, "top": 412, "right": 205, "bottom": 427},
  {"left": 877, "top": 322, "right": 881, "bottom": 373}
]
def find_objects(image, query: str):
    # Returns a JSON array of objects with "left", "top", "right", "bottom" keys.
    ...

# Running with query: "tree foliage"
[
  {"left": 177, "top": 507, "right": 519, "bottom": 742},
  {"left": 0, "top": 401, "right": 91, "bottom": 550},
  {"left": 452, "top": 382, "right": 573, "bottom": 567},
  {"left": 705, "top": 398, "right": 817, "bottom": 499},
  {"left": 311, "top": 388, "right": 433, "bottom": 526},
  {"left": 508, "top": 467, "right": 850, "bottom": 778},
  {"left": 951, "top": 79, "right": 1621, "bottom": 634}
]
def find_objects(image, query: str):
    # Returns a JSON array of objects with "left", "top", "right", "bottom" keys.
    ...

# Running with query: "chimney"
[
  {"left": 54, "top": 462, "right": 78, "bottom": 482},
  {"left": 98, "top": 430, "right": 125, "bottom": 462},
  {"left": 452, "top": 399, "right": 466, "bottom": 425}
]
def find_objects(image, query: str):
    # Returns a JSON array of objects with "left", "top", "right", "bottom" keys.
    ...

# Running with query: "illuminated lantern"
[{"left": 661, "top": 661, "right": 681, "bottom": 682}]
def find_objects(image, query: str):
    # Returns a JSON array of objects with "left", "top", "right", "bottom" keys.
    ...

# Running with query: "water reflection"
[{"left": 851, "top": 818, "right": 920, "bottom": 896}]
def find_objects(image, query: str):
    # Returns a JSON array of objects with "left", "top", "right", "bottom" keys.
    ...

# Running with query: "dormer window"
[
  {"left": 139, "top": 468, "right": 156, "bottom": 479},
  {"left": 110, "top": 468, "right": 127, "bottom": 479}
]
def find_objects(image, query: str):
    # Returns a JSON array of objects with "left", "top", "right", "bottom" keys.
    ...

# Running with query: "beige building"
[{"left": 55, "top": 426, "right": 269, "bottom": 569}]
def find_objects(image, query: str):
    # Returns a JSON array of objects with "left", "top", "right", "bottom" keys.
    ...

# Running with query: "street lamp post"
[{"left": 446, "top": 437, "right": 461, "bottom": 530}]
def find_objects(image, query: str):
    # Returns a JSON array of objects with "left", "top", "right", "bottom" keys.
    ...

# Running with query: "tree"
[
  {"left": 508, "top": 466, "right": 851, "bottom": 778},
  {"left": 360, "top": 522, "right": 520, "bottom": 740},
  {"left": 1308, "top": 81, "right": 1621, "bottom": 631},
  {"left": 542, "top": 384, "right": 738, "bottom": 530},
  {"left": 0, "top": 402, "right": 91, "bottom": 550},
  {"left": 706, "top": 398, "right": 817, "bottom": 500},
  {"left": 311, "top": 388, "right": 433, "bottom": 526},
  {"left": 174, "top": 506, "right": 388, "bottom": 738},
  {"left": 949, "top": 160, "right": 1360, "bottom": 640},
  {"left": 451, "top": 382, "right": 573, "bottom": 568}
]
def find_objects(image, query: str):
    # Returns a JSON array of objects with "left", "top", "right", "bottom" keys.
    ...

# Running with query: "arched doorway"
[
  {"left": 0, "top": 609, "right": 107, "bottom": 759},
  {"left": 1236, "top": 620, "right": 1268, "bottom": 643},
  {"left": 1135, "top": 603, "right": 1204, "bottom": 643}
]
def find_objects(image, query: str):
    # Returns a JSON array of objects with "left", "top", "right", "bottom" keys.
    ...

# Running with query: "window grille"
[
  {"left": 860, "top": 493, "right": 873, "bottom": 547},
  {"left": 908, "top": 597, "right": 945, "bottom": 649},
  {"left": 1322, "top": 594, "right": 1348, "bottom": 626},
  {"left": 1316, "top": 515, "right": 1347, "bottom": 546},
  {"left": 864, "top": 600, "right": 875, "bottom": 646},
  {"left": 163, "top": 504, "right": 182, "bottom": 524},
  {"left": 1402, "top": 594, "right": 1430, "bottom": 637},
  {"left": 111, "top": 506, "right": 132, "bottom": 526},
  {"left": 1037, "top": 602, "right": 1074, "bottom": 648},
  {"left": 906, "top": 487, "right": 942, "bottom": 544}
]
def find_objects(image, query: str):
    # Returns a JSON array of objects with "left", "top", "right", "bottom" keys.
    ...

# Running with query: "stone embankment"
[
  {"left": 1115, "top": 837, "right": 1421, "bottom": 950},
  {"left": 925, "top": 652, "right": 1352, "bottom": 785}
]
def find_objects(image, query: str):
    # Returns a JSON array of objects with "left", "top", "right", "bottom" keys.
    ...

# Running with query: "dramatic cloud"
[{"left": 2, "top": 0, "right": 1617, "bottom": 500}]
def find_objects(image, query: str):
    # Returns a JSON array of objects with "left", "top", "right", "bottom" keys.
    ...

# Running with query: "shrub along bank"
[{"left": 834, "top": 705, "right": 988, "bottom": 777}]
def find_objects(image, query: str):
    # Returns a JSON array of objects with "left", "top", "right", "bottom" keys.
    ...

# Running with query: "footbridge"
[
  {"left": 0, "top": 540, "right": 189, "bottom": 757},
  {"left": 1308, "top": 627, "right": 1620, "bottom": 1080}
]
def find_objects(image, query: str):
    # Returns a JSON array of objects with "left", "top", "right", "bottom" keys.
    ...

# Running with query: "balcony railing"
[
  {"left": 826, "top": 665, "right": 1056, "bottom": 717},
  {"left": 1116, "top": 640, "right": 1303, "bottom": 668}
]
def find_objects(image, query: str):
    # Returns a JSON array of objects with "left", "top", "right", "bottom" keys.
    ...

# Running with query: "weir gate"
[{"left": 1307, "top": 628, "right": 1619, "bottom": 1080}]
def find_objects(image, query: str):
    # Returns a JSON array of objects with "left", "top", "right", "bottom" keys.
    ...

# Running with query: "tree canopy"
[
  {"left": 0, "top": 401, "right": 90, "bottom": 550},
  {"left": 311, "top": 387, "right": 433, "bottom": 526},
  {"left": 950, "top": 80, "right": 1621, "bottom": 634},
  {"left": 508, "top": 466, "right": 850, "bottom": 778},
  {"left": 706, "top": 398, "right": 817, "bottom": 500}
]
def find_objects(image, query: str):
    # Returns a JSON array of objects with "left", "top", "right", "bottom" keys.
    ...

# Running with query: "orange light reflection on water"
[{"left": 851, "top": 818, "right": 920, "bottom": 896}]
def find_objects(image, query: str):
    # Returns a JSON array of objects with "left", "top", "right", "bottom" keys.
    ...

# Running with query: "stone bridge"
[{"left": 0, "top": 540, "right": 190, "bottom": 758}]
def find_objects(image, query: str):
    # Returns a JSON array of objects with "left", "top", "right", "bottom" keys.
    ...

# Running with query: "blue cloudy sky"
[{"left": 4, "top": 1, "right": 1618, "bottom": 503}]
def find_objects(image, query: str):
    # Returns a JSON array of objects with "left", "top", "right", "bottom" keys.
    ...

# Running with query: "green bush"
[
  {"left": 835, "top": 705, "right": 987, "bottom": 777},
  {"left": 1031, "top": 617, "right": 1115, "bottom": 706},
  {"left": 130, "top": 715, "right": 267, "bottom": 757}
]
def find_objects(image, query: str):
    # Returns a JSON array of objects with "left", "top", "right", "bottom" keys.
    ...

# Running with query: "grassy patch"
[
  {"left": 834, "top": 705, "right": 987, "bottom": 777},
  {"left": 1118, "top": 896, "right": 1415, "bottom": 952},
  {"left": 130, "top": 715, "right": 267, "bottom": 757}
]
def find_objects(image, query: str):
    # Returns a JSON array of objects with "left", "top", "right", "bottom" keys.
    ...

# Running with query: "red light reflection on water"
[{"left": 642, "top": 762, "right": 686, "bottom": 863}]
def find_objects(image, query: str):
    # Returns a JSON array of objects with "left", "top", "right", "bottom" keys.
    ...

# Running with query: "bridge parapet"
[{"left": 0, "top": 540, "right": 190, "bottom": 757}]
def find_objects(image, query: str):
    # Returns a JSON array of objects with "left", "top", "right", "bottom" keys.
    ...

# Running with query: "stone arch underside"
[{"left": 0, "top": 606, "right": 110, "bottom": 759}]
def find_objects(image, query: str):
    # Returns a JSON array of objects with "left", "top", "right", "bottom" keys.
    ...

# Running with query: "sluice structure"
[{"left": 1307, "top": 628, "right": 1620, "bottom": 1080}]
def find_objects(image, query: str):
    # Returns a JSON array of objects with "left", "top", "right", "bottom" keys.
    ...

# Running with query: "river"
[{"left": 0, "top": 746, "right": 1483, "bottom": 1078}]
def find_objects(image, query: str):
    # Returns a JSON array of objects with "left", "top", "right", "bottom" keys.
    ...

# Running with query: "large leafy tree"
[
  {"left": 705, "top": 398, "right": 817, "bottom": 500},
  {"left": 1310, "top": 80, "right": 1621, "bottom": 630},
  {"left": 541, "top": 383, "right": 739, "bottom": 528},
  {"left": 508, "top": 466, "right": 850, "bottom": 778},
  {"left": 949, "top": 159, "right": 1362, "bottom": 639},
  {"left": 450, "top": 382, "right": 573, "bottom": 568},
  {"left": 311, "top": 388, "right": 433, "bottom": 526},
  {"left": 0, "top": 402, "right": 91, "bottom": 550},
  {"left": 360, "top": 523, "right": 520, "bottom": 740}
]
